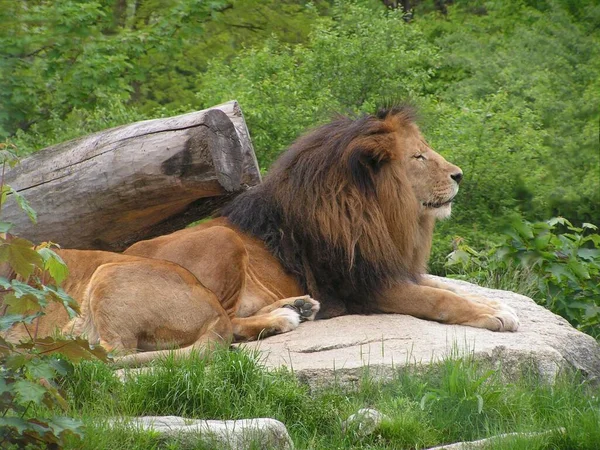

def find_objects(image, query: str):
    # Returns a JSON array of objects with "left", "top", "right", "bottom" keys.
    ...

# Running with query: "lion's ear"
[
  {"left": 347, "top": 135, "right": 396, "bottom": 194},
  {"left": 349, "top": 134, "right": 397, "bottom": 166}
]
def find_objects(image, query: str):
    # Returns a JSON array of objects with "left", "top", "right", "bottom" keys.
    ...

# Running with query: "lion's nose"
[{"left": 451, "top": 171, "right": 463, "bottom": 184}]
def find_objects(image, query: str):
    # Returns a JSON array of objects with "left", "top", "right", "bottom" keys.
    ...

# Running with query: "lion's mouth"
[{"left": 423, "top": 198, "right": 454, "bottom": 209}]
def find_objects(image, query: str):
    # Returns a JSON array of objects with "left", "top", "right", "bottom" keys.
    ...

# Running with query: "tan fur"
[{"left": 1, "top": 107, "right": 518, "bottom": 366}]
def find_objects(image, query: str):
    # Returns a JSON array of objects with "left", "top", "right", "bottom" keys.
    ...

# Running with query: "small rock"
[
  {"left": 107, "top": 416, "right": 294, "bottom": 450},
  {"left": 342, "top": 408, "right": 389, "bottom": 436}
]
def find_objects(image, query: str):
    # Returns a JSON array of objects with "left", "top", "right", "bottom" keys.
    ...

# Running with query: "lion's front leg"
[
  {"left": 420, "top": 276, "right": 520, "bottom": 328},
  {"left": 376, "top": 282, "right": 519, "bottom": 332}
]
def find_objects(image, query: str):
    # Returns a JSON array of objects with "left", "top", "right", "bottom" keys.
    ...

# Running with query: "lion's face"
[{"left": 396, "top": 123, "right": 463, "bottom": 220}]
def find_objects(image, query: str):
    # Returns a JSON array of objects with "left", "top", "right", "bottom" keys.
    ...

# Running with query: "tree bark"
[{"left": 3, "top": 101, "right": 260, "bottom": 251}]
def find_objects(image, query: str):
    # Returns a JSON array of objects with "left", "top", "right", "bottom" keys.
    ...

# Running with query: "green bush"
[{"left": 197, "top": 1, "right": 438, "bottom": 168}]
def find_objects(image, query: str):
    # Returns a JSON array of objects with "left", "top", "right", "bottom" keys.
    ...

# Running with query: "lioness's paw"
[
  {"left": 271, "top": 308, "right": 301, "bottom": 333},
  {"left": 282, "top": 295, "right": 320, "bottom": 321}
]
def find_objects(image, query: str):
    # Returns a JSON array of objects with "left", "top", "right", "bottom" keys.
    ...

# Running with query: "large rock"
[
  {"left": 244, "top": 276, "right": 600, "bottom": 386},
  {"left": 108, "top": 416, "right": 293, "bottom": 450}
]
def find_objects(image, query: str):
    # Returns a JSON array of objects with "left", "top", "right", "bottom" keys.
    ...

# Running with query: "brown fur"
[{"left": 1, "top": 105, "right": 518, "bottom": 366}]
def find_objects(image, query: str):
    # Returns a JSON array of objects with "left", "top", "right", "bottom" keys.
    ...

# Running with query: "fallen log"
[{"left": 3, "top": 101, "right": 261, "bottom": 251}]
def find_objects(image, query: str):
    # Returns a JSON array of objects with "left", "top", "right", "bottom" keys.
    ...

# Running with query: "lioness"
[{"left": 2, "top": 105, "right": 518, "bottom": 365}]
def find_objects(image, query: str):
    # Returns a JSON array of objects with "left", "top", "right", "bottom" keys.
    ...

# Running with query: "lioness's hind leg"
[
  {"left": 113, "top": 331, "right": 228, "bottom": 368},
  {"left": 81, "top": 259, "right": 233, "bottom": 356}
]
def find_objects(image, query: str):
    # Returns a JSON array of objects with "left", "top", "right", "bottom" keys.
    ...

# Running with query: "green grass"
[{"left": 55, "top": 345, "right": 600, "bottom": 449}]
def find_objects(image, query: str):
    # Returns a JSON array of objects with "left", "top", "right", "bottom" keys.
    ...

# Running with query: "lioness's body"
[{"left": 2, "top": 105, "right": 518, "bottom": 365}]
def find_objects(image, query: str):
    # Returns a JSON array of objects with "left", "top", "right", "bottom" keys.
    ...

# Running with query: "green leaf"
[
  {"left": 2, "top": 293, "right": 42, "bottom": 314},
  {"left": 0, "top": 416, "right": 29, "bottom": 435},
  {"left": 512, "top": 219, "right": 534, "bottom": 239},
  {"left": 533, "top": 233, "right": 551, "bottom": 250},
  {"left": 0, "top": 185, "right": 11, "bottom": 208},
  {"left": 577, "top": 248, "right": 600, "bottom": 261},
  {"left": 45, "top": 285, "right": 79, "bottom": 317},
  {"left": 38, "top": 248, "right": 69, "bottom": 285},
  {"left": 568, "top": 261, "right": 590, "bottom": 280},
  {"left": 26, "top": 358, "right": 58, "bottom": 380},
  {"left": 0, "top": 237, "right": 43, "bottom": 279},
  {"left": 9, "top": 187, "right": 37, "bottom": 224},
  {"left": 445, "top": 249, "right": 471, "bottom": 267},
  {"left": 13, "top": 379, "right": 47, "bottom": 404},
  {"left": 48, "top": 358, "right": 72, "bottom": 377},
  {"left": 0, "top": 335, "right": 13, "bottom": 356},
  {"left": 583, "top": 304, "right": 600, "bottom": 319},
  {"left": 582, "top": 222, "right": 598, "bottom": 230},
  {"left": 0, "top": 312, "right": 43, "bottom": 331},
  {"left": 0, "top": 416, "right": 53, "bottom": 443},
  {"left": 0, "top": 221, "right": 14, "bottom": 233},
  {"left": 0, "top": 376, "right": 13, "bottom": 395},
  {"left": 10, "top": 280, "right": 48, "bottom": 306},
  {"left": 47, "top": 416, "right": 84, "bottom": 439},
  {"left": 17, "top": 336, "right": 109, "bottom": 362},
  {"left": 4, "top": 353, "right": 30, "bottom": 371},
  {"left": 0, "top": 150, "right": 19, "bottom": 168},
  {"left": 548, "top": 217, "right": 571, "bottom": 227},
  {"left": 547, "top": 264, "right": 575, "bottom": 283}
]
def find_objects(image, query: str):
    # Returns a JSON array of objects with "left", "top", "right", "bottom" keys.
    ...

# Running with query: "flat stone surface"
[
  {"left": 243, "top": 276, "right": 600, "bottom": 386},
  {"left": 108, "top": 416, "right": 293, "bottom": 450}
]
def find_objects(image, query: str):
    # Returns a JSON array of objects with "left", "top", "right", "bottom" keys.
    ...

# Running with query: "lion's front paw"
[
  {"left": 479, "top": 308, "right": 519, "bottom": 332},
  {"left": 282, "top": 295, "right": 320, "bottom": 322},
  {"left": 461, "top": 294, "right": 520, "bottom": 332},
  {"left": 496, "top": 303, "right": 520, "bottom": 331},
  {"left": 271, "top": 308, "right": 301, "bottom": 333}
]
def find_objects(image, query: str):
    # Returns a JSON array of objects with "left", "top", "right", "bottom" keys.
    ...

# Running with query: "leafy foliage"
[
  {"left": 422, "top": 0, "right": 600, "bottom": 234},
  {"left": 447, "top": 217, "right": 600, "bottom": 338},
  {"left": 0, "top": 0, "right": 230, "bottom": 140},
  {"left": 0, "top": 147, "right": 107, "bottom": 448}
]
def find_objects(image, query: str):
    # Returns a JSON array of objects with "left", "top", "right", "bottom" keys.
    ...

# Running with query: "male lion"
[{"left": 2, "top": 105, "right": 518, "bottom": 365}]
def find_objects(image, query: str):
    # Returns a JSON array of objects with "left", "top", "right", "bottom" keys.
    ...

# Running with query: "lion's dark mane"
[{"left": 223, "top": 106, "right": 423, "bottom": 318}]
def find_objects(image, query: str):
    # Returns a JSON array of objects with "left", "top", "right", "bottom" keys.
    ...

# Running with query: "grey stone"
[
  {"left": 108, "top": 416, "right": 294, "bottom": 450},
  {"left": 424, "top": 428, "right": 565, "bottom": 449},
  {"left": 243, "top": 276, "right": 600, "bottom": 387},
  {"left": 342, "top": 408, "right": 389, "bottom": 436}
]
